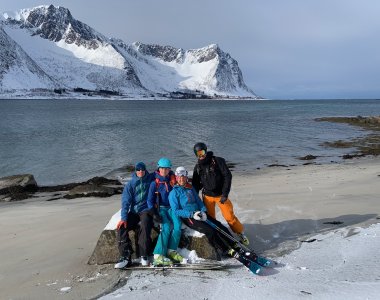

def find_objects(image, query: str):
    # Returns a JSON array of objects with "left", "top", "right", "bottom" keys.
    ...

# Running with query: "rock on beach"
[
  {"left": 88, "top": 210, "right": 219, "bottom": 265},
  {"left": 0, "top": 174, "right": 123, "bottom": 202},
  {"left": 0, "top": 174, "right": 38, "bottom": 201}
]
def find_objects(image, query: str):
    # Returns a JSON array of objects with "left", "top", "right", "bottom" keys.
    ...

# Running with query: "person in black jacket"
[{"left": 192, "top": 142, "right": 249, "bottom": 245}]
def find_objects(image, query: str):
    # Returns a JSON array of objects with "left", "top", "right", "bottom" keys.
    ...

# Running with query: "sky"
[{"left": 1, "top": 0, "right": 380, "bottom": 99}]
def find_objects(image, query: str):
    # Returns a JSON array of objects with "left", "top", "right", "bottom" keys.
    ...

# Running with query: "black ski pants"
[
  {"left": 182, "top": 215, "right": 235, "bottom": 253},
  {"left": 118, "top": 211, "right": 154, "bottom": 258}
]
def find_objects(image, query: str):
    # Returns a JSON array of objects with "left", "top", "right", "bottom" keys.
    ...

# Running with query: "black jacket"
[{"left": 192, "top": 151, "right": 232, "bottom": 197}]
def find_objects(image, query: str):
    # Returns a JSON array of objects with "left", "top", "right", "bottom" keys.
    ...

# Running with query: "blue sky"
[{"left": 2, "top": 0, "right": 380, "bottom": 99}]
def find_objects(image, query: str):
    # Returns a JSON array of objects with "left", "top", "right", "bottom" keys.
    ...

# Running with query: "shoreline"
[{"left": 0, "top": 156, "right": 379, "bottom": 299}]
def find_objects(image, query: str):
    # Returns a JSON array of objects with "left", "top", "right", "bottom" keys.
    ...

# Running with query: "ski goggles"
[
  {"left": 175, "top": 170, "right": 188, "bottom": 177},
  {"left": 195, "top": 149, "right": 206, "bottom": 158},
  {"left": 135, "top": 167, "right": 146, "bottom": 171}
]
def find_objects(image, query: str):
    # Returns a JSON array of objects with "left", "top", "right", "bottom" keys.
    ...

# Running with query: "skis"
[
  {"left": 204, "top": 219, "right": 272, "bottom": 275},
  {"left": 123, "top": 261, "right": 225, "bottom": 271},
  {"left": 230, "top": 249, "right": 262, "bottom": 275}
]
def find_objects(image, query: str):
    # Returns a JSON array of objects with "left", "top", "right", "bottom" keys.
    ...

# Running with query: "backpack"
[{"left": 154, "top": 174, "right": 176, "bottom": 208}]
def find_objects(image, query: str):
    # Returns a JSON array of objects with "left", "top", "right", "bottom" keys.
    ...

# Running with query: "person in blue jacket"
[
  {"left": 147, "top": 158, "right": 184, "bottom": 266},
  {"left": 114, "top": 162, "right": 155, "bottom": 269},
  {"left": 169, "top": 166, "right": 240, "bottom": 257}
]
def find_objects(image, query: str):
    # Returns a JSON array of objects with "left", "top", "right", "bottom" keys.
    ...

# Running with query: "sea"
[{"left": 1, "top": 99, "right": 380, "bottom": 186}]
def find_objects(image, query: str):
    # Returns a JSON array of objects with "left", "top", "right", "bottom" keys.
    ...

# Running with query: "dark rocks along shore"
[
  {"left": 0, "top": 174, "right": 123, "bottom": 202},
  {"left": 315, "top": 116, "right": 380, "bottom": 159}
]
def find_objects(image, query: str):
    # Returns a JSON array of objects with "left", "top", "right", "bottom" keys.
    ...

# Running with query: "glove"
[
  {"left": 153, "top": 213, "right": 162, "bottom": 224},
  {"left": 193, "top": 211, "right": 207, "bottom": 221},
  {"left": 117, "top": 220, "right": 127, "bottom": 230},
  {"left": 220, "top": 195, "right": 228, "bottom": 204},
  {"left": 193, "top": 211, "right": 202, "bottom": 221},
  {"left": 199, "top": 211, "right": 207, "bottom": 221}
]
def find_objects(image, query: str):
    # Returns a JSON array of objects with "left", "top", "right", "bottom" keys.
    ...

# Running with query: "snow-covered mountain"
[{"left": 0, "top": 5, "right": 259, "bottom": 99}]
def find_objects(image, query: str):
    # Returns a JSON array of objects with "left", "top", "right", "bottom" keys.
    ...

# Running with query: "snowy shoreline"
[
  {"left": 0, "top": 156, "right": 379, "bottom": 299},
  {"left": 101, "top": 223, "right": 380, "bottom": 300}
]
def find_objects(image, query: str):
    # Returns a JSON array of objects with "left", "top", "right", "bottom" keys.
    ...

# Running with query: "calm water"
[{"left": 1, "top": 99, "right": 380, "bottom": 185}]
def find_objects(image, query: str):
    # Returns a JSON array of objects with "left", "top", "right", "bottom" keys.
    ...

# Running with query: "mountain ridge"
[{"left": 1, "top": 5, "right": 260, "bottom": 99}]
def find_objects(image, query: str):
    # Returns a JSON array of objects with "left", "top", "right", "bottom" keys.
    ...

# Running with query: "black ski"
[{"left": 204, "top": 219, "right": 269, "bottom": 274}]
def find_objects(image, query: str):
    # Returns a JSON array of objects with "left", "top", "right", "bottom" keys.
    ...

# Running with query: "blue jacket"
[
  {"left": 121, "top": 171, "right": 155, "bottom": 221},
  {"left": 169, "top": 184, "right": 207, "bottom": 218},
  {"left": 147, "top": 171, "right": 175, "bottom": 209}
]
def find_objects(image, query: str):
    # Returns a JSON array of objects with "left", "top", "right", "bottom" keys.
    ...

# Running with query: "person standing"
[
  {"left": 147, "top": 158, "right": 184, "bottom": 266},
  {"left": 192, "top": 142, "right": 249, "bottom": 245},
  {"left": 114, "top": 162, "right": 155, "bottom": 269}
]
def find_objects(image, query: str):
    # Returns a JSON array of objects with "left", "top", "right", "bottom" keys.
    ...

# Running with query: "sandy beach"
[
  {"left": 0, "top": 195, "right": 122, "bottom": 299},
  {"left": 1, "top": 157, "right": 379, "bottom": 299}
]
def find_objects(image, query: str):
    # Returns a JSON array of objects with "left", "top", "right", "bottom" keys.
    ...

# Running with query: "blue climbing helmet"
[{"left": 157, "top": 157, "right": 172, "bottom": 168}]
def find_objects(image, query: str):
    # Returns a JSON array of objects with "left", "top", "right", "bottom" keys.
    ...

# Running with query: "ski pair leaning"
[{"left": 204, "top": 219, "right": 271, "bottom": 275}]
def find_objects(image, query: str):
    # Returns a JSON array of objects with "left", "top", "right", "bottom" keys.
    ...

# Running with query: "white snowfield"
[{"left": 101, "top": 223, "right": 380, "bottom": 300}]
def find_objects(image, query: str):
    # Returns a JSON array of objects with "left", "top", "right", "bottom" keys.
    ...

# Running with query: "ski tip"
[
  {"left": 248, "top": 263, "right": 262, "bottom": 275},
  {"left": 263, "top": 262, "right": 271, "bottom": 267}
]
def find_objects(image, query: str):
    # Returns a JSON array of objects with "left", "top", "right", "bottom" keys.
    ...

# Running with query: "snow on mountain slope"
[
  {"left": 2, "top": 5, "right": 144, "bottom": 93},
  {"left": 116, "top": 42, "right": 256, "bottom": 97},
  {"left": 1, "top": 5, "right": 258, "bottom": 99},
  {"left": 0, "top": 26, "right": 57, "bottom": 91},
  {"left": 113, "top": 40, "right": 188, "bottom": 93}
]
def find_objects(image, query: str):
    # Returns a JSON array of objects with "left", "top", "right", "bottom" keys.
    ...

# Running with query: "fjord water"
[{"left": 1, "top": 99, "right": 379, "bottom": 185}]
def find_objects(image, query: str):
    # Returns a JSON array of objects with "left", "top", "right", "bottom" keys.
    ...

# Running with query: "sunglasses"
[
  {"left": 135, "top": 168, "right": 146, "bottom": 171},
  {"left": 195, "top": 149, "right": 206, "bottom": 157}
]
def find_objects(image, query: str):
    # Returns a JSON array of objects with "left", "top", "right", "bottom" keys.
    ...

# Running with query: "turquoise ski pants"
[{"left": 153, "top": 206, "right": 182, "bottom": 256}]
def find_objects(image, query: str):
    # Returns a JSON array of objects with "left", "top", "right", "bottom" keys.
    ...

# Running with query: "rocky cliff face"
[
  {"left": 1, "top": 5, "right": 258, "bottom": 99},
  {"left": 7, "top": 5, "right": 107, "bottom": 48}
]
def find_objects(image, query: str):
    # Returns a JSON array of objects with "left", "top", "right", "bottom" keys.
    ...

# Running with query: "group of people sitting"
[{"left": 115, "top": 142, "right": 250, "bottom": 268}]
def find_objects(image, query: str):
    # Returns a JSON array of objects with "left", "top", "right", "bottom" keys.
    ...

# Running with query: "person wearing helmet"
[
  {"left": 192, "top": 143, "right": 249, "bottom": 246},
  {"left": 169, "top": 166, "right": 244, "bottom": 258},
  {"left": 147, "top": 158, "right": 184, "bottom": 266},
  {"left": 114, "top": 162, "right": 156, "bottom": 269}
]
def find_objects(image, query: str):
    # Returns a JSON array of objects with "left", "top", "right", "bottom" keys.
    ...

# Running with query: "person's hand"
[
  {"left": 220, "top": 196, "right": 228, "bottom": 204},
  {"left": 193, "top": 211, "right": 202, "bottom": 220},
  {"left": 199, "top": 211, "right": 207, "bottom": 221},
  {"left": 117, "top": 220, "right": 127, "bottom": 230}
]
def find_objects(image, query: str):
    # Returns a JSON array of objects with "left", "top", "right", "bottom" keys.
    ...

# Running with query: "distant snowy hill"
[{"left": 0, "top": 5, "right": 259, "bottom": 99}]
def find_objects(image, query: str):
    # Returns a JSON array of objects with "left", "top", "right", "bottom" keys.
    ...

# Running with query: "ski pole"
[
  {"left": 204, "top": 219, "right": 272, "bottom": 269},
  {"left": 204, "top": 219, "right": 252, "bottom": 253}
]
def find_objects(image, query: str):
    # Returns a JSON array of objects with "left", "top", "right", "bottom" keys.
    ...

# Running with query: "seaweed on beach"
[
  {"left": 315, "top": 116, "right": 380, "bottom": 131},
  {"left": 315, "top": 116, "right": 380, "bottom": 158},
  {"left": 323, "top": 221, "right": 344, "bottom": 225}
]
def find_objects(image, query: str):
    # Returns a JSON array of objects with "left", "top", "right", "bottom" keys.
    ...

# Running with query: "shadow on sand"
[{"left": 243, "top": 214, "right": 378, "bottom": 258}]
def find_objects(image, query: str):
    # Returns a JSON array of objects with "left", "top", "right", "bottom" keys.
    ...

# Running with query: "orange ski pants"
[{"left": 203, "top": 195, "right": 244, "bottom": 234}]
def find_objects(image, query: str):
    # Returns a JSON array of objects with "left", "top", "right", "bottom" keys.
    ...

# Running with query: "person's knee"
[
  {"left": 220, "top": 207, "right": 236, "bottom": 222},
  {"left": 140, "top": 214, "right": 153, "bottom": 224}
]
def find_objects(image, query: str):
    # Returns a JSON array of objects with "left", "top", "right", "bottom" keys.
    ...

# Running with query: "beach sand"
[
  {"left": 0, "top": 195, "right": 122, "bottom": 300},
  {"left": 231, "top": 156, "right": 380, "bottom": 257},
  {"left": 1, "top": 157, "right": 379, "bottom": 299}
]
